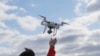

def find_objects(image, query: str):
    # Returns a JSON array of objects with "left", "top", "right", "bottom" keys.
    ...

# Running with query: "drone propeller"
[
  {"left": 61, "top": 22, "right": 69, "bottom": 26},
  {"left": 39, "top": 15, "right": 46, "bottom": 22}
]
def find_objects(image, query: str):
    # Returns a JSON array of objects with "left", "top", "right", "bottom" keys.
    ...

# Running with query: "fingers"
[
  {"left": 50, "top": 38, "right": 57, "bottom": 41},
  {"left": 49, "top": 37, "right": 57, "bottom": 46},
  {"left": 54, "top": 38, "right": 57, "bottom": 41},
  {"left": 53, "top": 38, "right": 57, "bottom": 41},
  {"left": 54, "top": 38, "right": 57, "bottom": 44}
]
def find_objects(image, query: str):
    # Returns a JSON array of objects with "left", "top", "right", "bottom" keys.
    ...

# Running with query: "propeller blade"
[
  {"left": 62, "top": 22, "right": 69, "bottom": 25},
  {"left": 39, "top": 15, "right": 46, "bottom": 21}
]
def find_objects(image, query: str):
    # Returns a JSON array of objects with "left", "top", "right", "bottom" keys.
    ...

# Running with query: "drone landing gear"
[
  {"left": 53, "top": 28, "right": 57, "bottom": 36},
  {"left": 47, "top": 28, "right": 57, "bottom": 36}
]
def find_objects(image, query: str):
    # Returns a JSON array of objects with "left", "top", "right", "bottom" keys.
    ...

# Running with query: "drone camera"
[
  {"left": 48, "top": 29, "right": 52, "bottom": 34},
  {"left": 55, "top": 23, "right": 57, "bottom": 25},
  {"left": 47, "top": 21, "right": 50, "bottom": 23}
]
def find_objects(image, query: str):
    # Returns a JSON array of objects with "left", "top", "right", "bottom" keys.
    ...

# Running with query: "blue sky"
[
  {"left": 7, "top": 0, "right": 77, "bottom": 19},
  {"left": 0, "top": 0, "right": 100, "bottom": 56}
]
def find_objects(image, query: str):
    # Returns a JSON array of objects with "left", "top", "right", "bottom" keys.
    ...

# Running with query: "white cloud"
[
  {"left": 0, "top": 0, "right": 12, "bottom": 3},
  {"left": 0, "top": 15, "right": 100, "bottom": 56},
  {"left": 31, "top": 4, "right": 35, "bottom": 7},
  {"left": 77, "top": 0, "right": 100, "bottom": 13},
  {"left": 0, "top": 32, "right": 49, "bottom": 56},
  {"left": 0, "top": 1, "right": 46, "bottom": 56},
  {"left": 0, "top": 2, "right": 18, "bottom": 21},
  {"left": 0, "top": 2, "right": 40, "bottom": 31},
  {"left": 88, "top": 29, "right": 100, "bottom": 43},
  {"left": 74, "top": 3, "right": 82, "bottom": 16},
  {"left": 56, "top": 27, "right": 100, "bottom": 56},
  {"left": 17, "top": 16, "right": 41, "bottom": 31},
  {"left": 0, "top": 47, "right": 16, "bottom": 56},
  {"left": 0, "top": 2, "right": 18, "bottom": 11},
  {"left": 0, "top": 21, "right": 7, "bottom": 28},
  {"left": 56, "top": 5, "right": 100, "bottom": 55},
  {"left": 87, "top": 0, "right": 100, "bottom": 12},
  {"left": 0, "top": 29, "right": 20, "bottom": 43},
  {"left": 19, "top": 8, "right": 27, "bottom": 12},
  {"left": 78, "top": 0, "right": 90, "bottom": 4},
  {"left": 74, "top": 0, "right": 90, "bottom": 16},
  {"left": 74, "top": 0, "right": 100, "bottom": 15},
  {"left": 72, "top": 11, "right": 100, "bottom": 26}
]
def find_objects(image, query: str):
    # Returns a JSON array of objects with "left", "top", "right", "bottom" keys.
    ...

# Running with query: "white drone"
[{"left": 39, "top": 15, "right": 69, "bottom": 36}]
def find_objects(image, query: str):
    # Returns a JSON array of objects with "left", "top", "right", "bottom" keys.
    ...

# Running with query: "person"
[
  {"left": 19, "top": 38, "right": 57, "bottom": 56},
  {"left": 47, "top": 38, "right": 57, "bottom": 56}
]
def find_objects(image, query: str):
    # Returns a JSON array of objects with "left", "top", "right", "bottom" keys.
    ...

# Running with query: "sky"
[{"left": 0, "top": 0, "right": 100, "bottom": 56}]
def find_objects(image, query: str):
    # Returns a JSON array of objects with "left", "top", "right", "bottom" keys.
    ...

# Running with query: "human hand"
[{"left": 49, "top": 38, "right": 57, "bottom": 48}]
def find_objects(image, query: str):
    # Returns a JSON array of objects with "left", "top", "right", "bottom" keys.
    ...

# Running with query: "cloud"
[
  {"left": 0, "top": 2, "right": 17, "bottom": 20},
  {"left": 76, "top": 44, "right": 100, "bottom": 53},
  {"left": 74, "top": 0, "right": 90, "bottom": 15},
  {"left": 0, "top": 32, "right": 49, "bottom": 56},
  {"left": 74, "top": 2, "right": 82, "bottom": 16},
  {"left": 0, "top": 21, "right": 7, "bottom": 28},
  {"left": 0, "top": 29, "right": 20, "bottom": 43},
  {"left": 0, "top": 2, "right": 42, "bottom": 56},
  {"left": 88, "top": 29, "right": 100, "bottom": 43},
  {"left": 78, "top": 0, "right": 90, "bottom": 4},
  {"left": 0, "top": 2, "right": 18, "bottom": 11},
  {"left": 77, "top": 0, "right": 100, "bottom": 13},
  {"left": 0, "top": 47, "right": 16, "bottom": 55},
  {"left": 18, "top": 8, "right": 27, "bottom": 13},
  {"left": 56, "top": 29, "right": 100, "bottom": 56},
  {"left": 0, "top": 2, "right": 40, "bottom": 31},
  {"left": 0, "top": 4, "right": 44, "bottom": 55},
  {"left": 17, "top": 16, "right": 41, "bottom": 31},
  {"left": 56, "top": 6, "right": 100, "bottom": 56},
  {"left": 0, "top": 0, "right": 12, "bottom": 3},
  {"left": 87, "top": 0, "right": 100, "bottom": 12},
  {"left": 72, "top": 11, "right": 100, "bottom": 26},
  {"left": 31, "top": 4, "right": 35, "bottom": 7}
]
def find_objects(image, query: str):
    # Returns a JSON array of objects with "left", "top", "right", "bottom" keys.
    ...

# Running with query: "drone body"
[{"left": 40, "top": 15, "right": 69, "bottom": 36}]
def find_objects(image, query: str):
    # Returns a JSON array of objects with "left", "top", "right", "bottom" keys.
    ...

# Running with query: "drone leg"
[
  {"left": 53, "top": 28, "right": 57, "bottom": 36},
  {"left": 43, "top": 26, "right": 47, "bottom": 33},
  {"left": 41, "top": 21, "right": 43, "bottom": 25},
  {"left": 55, "top": 29, "right": 57, "bottom": 36}
]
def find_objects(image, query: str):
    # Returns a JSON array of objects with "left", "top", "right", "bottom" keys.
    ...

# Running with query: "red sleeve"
[{"left": 47, "top": 47, "right": 55, "bottom": 56}]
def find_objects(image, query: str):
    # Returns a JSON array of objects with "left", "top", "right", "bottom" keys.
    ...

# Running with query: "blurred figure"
[
  {"left": 19, "top": 38, "right": 57, "bottom": 56},
  {"left": 19, "top": 48, "right": 35, "bottom": 56}
]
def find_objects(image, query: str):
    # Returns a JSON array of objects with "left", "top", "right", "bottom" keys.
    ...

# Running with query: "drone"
[{"left": 39, "top": 15, "right": 69, "bottom": 36}]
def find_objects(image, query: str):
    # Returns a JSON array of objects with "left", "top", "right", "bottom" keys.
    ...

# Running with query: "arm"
[
  {"left": 47, "top": 47, "right": 55, "bottom": 56},
  {"left": 47, "top": 38, "right": 57, "bottom": 56}
]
